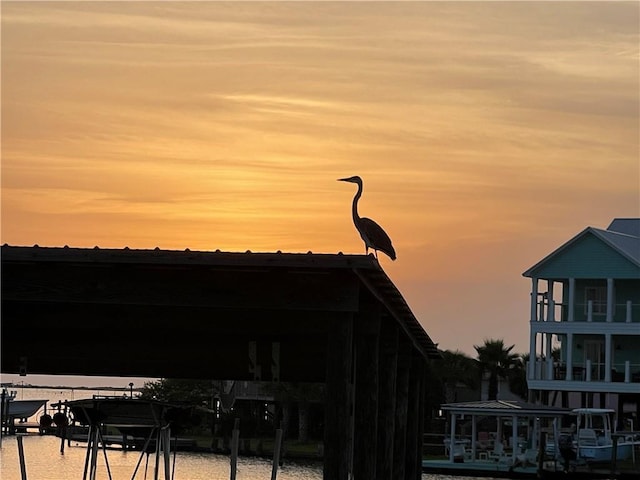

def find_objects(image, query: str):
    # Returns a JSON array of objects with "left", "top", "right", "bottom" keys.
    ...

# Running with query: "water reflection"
[
  {"left": 0, "top": 388, "right": 488, "bottom": 480},
  {"left": 0, "top": 435, "right": 489, "bottom": 480},
  {"left": 0, "top": 435, "right": 323, "bottom": 480}
]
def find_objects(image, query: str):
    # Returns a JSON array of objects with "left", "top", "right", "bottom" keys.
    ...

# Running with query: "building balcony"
[
  {"left": 527, "top": 360, "right": 640, "bottom": 393},
  {"left": 532, "top": 299, "right": 640, "bottom": 324}
]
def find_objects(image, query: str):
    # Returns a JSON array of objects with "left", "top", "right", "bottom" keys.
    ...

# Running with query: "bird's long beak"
[{"left": 337, "top": 177, "right": 350, "bottom": 182}]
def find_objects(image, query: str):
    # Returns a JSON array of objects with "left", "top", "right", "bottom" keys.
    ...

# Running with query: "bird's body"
[{"left": 338, "top": 175, "right": 396, "bottom": 261}]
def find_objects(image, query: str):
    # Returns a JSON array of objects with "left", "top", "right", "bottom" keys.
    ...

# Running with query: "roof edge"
[
  {"left": 0, "top": 244, "right": 383, "bottom": 270},
  {"left": 522, "top": 227, "right": 591, "bottom": 278},
  {"left": 522, "top": 226, "right": 640, "bottom": 278}
]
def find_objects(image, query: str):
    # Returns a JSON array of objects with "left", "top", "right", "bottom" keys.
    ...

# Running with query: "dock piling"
[
  {"left": 17, "top": 434, "right": 28, "bottom": 480},
  {"left": 536, "top": 429, "right": 545, "bottom": 477},
  {"left": 271, "top": 428, "right": 283, "bottom": 480},
  {"left": 0, "top": 389, "right": 5, "bottom": 449},
  {"left": 230, "top": 418, "right": 240, "bottom": 480}
]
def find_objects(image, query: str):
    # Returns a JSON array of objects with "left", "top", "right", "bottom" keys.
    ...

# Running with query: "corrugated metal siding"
[{"left": 529, "top": 233, "right": 640, "bottom": 279}]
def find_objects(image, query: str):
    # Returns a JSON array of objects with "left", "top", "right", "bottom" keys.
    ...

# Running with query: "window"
[{"left": 584, "top": 286, "right": 607, "bottom": 315}]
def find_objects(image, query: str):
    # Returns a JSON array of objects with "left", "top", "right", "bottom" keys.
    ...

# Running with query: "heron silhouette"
[{"left": 338, "top": 175, "right": 396, "bottom": 261}]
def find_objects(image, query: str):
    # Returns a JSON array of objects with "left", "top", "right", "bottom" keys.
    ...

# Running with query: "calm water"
[
  {"left": 1, "top": 435, "right": 325, "bottom": 480},
  {"left": 0, "top": 388, "right": 489, "bottom": 480}
]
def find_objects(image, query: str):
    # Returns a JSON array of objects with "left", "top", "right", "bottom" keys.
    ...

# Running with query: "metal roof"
[
  {"left": 593, "top": 226, "right": 640, "bottom": 265},
  {"left": 441, "top": 400, "right": 570, "bottom": 416},
  {"left": 522, "top": 218, "right": 640, "bottom": 278},
  {"left": 608, "top": 218, "right": 640, "bottom": 237}
]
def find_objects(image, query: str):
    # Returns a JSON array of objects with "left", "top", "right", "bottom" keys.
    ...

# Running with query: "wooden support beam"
[
  {"left": 405, "top": 351, "right": 425, "bottom": 480},
  {"left": 417, "top": 356, "right": 426, "bottom": 479},
  {"left": 324, "top": 315, "right": 354, "bottom": 480},
  {"left": 1, "top": 301, "right": 331, "bottom": 381},
  {"left": 1, "top": 260, "right": 360, "bottom": 312},
  {"left": 353, "top": 311, "right": 380, "bottom": 480},
  {"left": 376, "top": 318, "right": 398, "bottom": 480},
  {"left": 393, "top": 337, "right": 411, "bottom": 480}
]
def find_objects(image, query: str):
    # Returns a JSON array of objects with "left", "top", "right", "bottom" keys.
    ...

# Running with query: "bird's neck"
[{"left": 352, "top": 183, "right": 362, "bottom": 221}]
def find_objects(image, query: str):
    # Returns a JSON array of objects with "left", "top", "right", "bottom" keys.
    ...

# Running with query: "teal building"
[{"left": 523, "top": 218, "right": 639, "bottom": 421}]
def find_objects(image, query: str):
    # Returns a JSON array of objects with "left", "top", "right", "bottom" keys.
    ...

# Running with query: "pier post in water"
[
  {"left": 271, "top": 428, "right": 283, "bottom": 480},
  {"left": 0, "top": 388, "right": 5, "bottom": 448},
  {"left": 17, "top": 434, "right": 28, "bottom": 480},
  {"left": 611, "top": 435, "right": 618, "bottom": 475},
  {"left": 230, "top": 418, "right": 240, "bottom": 480}
]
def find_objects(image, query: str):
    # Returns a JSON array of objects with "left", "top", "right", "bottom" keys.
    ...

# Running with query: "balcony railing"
[
  {"left": 533, "top": 299, "right": 640, "bottom": 323},
  {"left": 528, "top": 360, "right": 640, "bottom": 383}
]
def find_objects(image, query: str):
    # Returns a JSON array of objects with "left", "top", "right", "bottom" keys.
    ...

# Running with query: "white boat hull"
[{"left": 579, "top": 442, "right": 634, "bottom": 462}]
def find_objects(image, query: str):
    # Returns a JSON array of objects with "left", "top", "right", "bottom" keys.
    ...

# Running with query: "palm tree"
[
  {"left": 474, "top": 339, "right": 519, "bottom": 401},
  {"left": 507, "top": 353, "right": 529, "bottom": 400},
  {"left": 439, "top": 350, "right": 480, "bottom": 403}
]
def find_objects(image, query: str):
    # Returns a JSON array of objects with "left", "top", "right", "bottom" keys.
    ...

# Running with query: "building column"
[
  {"left": 449, "top": 412, "right": 457, "bottom": 463},
  {"left": 530, "top": 278, "right": 538, "bottom": 322},
  {"left": 511, "top": 415, "right": 518, "bottom": 465},
  {"left": 548, "top": 280, "right": 555, "bottom": 322},
  {"left": 607, "top": 278, "right": 614, "bottom": 323},
  {"left": 545, "top": 333, "right": 553, "bottom": 380},
  {"left": 568, "top": 278, "right": 575, "bottom": 322},
  {"left": 604, "top": 332, "right": 612, "bottom": 383},
  {"left": 471, "top": 415, "right": 477, "bottom": 459},
  {"left": 566, "top": 332, "right": 573, "bottom": 381},
  {"left": 625, "top": 361, "right": 631, "bottom": 383},
  {"left": 528, "top": 332, "right": 537, "bottom": 380}
]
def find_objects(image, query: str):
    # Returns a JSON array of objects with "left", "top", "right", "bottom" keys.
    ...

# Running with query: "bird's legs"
[{"left": 365, "top": 246, "right": 379, "bottom": 259}]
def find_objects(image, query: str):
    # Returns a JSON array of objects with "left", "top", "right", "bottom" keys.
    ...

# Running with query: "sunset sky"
[{"left": 2, "top": 1, "right": 639, "bottom": 385}]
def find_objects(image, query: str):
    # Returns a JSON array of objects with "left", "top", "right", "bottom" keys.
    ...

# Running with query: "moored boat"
[{"left": 572, "top": 408, "right": 638, "bottom": 463}]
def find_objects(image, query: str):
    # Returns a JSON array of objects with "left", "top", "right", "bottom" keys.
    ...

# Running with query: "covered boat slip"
[
  {"left": 64, "top": 397, "right": 205, "bottom": 480},
  {"left": 1, "top": 245, "right": 440, "bottom": 480},
  {"left": 423, "top": 400, "right": 570, "bottom": 478}
]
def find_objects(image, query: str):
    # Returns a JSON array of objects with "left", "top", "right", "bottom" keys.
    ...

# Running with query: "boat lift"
[{"left": 65, "top": 398, "right": 199, "bottom": 480}]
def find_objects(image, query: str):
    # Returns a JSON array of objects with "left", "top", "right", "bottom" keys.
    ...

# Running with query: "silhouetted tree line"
[
  {"left": 138, "top": 378, "right": 324, "bottom": 442},
  {"left": 138, "top": 338, "right": 529, "bottom": 442},
  {"left": 433, "top": 338, "right": 529, "bottom": 405}
]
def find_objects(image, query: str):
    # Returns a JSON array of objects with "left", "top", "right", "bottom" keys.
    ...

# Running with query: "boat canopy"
[
  {"left": 572, "top": 408, "right": 615, "bottom": 415},
  {"left": 6, "top": 399, "right": 48, "bottom": 419},
  {"left": 441, "top": 400, "right": 570, "bottom": 417}
]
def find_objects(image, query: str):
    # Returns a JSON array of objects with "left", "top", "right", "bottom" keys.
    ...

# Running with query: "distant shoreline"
[{"left": 1, "top": 383, "right": 136, "bottom": 391}]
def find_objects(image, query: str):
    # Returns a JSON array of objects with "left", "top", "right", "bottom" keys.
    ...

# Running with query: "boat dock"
[{"left": 422, "top": 400, "right": 640, "bottom": 479}]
